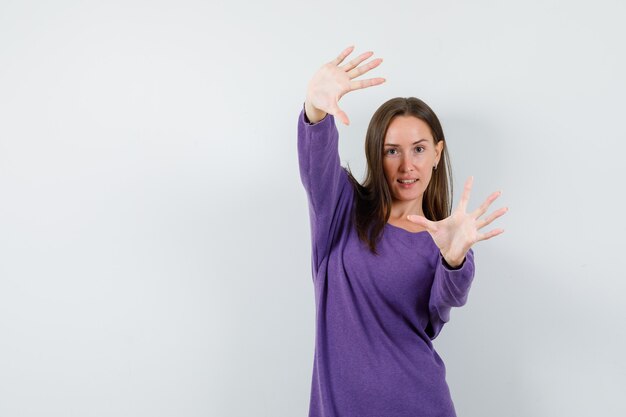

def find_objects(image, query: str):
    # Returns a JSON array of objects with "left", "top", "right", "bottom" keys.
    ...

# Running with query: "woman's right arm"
[
  {"left": 297, "top": 109, "right": 348, "bottom": 270},
  {"left": 297, "top": 47, "right": 385, "bottom": 270}
]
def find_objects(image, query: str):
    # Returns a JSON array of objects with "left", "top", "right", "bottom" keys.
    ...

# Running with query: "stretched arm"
[
  {"left": 408, "top": 177, "right": 506, "bottom": 339},
  {"left": 298, "top": 46, "right": 385, "bottom": 271}
]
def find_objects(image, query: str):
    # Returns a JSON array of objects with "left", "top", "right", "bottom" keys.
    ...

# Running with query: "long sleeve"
[
  {"left": 426, "top": 248, "right": 476, "bottom": 340},
  {"left": 297, "top": 109, "right": 354, "bottom": 273}
]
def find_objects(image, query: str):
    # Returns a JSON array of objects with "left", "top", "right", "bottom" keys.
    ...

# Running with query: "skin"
[
  {"left": 304, "top": 46, "right": 508, "bottom": 268},
  {"left": 383, "top": 115, "right": 444, "bottom": 227},
  {"left": 304, "top": 46, "right": 385, "bottom": 125}
]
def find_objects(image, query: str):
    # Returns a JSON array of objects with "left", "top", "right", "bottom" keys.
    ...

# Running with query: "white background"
[{"left": 1, "top": 1, "right": 625, "bottom": 416}]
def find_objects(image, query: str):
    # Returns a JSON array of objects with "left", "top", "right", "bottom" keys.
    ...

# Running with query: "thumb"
[
  {"left": 328, "top": 101, "right": 350, "bottom": 125},
  {"left": 407, "top": 214, "right": 434, "bottom": 230},
  {"left": 335, "top": 107, "right": 350, "bottom": 126}
]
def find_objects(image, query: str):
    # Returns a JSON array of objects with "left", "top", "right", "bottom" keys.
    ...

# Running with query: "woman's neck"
[{"left": 389, "top": 198, "right": 424, "bottom": 222}]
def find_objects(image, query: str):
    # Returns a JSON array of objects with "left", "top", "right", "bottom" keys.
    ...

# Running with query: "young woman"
[{"left": 298, "top": 46, "right": 507, "bottom": 417}]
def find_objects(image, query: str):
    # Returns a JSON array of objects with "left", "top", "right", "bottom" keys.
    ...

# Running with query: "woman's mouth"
[{"left": 397, "top": 178, "right": 418, "bottom": 188}]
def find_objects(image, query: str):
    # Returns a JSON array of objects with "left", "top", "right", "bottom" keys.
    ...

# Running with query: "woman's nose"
[{"left": 399, "top": 155, "right": 414, "bottom": 172}]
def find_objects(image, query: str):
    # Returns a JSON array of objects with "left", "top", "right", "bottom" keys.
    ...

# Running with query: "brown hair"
[{"left": 346, "top": 97, "right": 453, "bottom": 254}]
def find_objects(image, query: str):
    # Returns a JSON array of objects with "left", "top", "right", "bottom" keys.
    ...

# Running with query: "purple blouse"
[{"left": 298, "top": 109, "right": 475, "bottom": 417}]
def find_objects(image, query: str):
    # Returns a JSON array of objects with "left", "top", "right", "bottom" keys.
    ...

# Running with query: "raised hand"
[
  {"left": 407, "top": 176, "right": 508, "bottom": 268},
  {"left": 305, "top": 46, "right": 385, "bottom": 126}
]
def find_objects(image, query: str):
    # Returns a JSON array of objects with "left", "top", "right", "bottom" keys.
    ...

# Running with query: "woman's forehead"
[{"left": 384, "top": 116, "right": 433, "bottom": 144}]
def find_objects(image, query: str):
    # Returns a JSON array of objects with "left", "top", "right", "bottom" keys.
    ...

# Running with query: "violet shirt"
[{"left": 298, "top": 109, "right": 476, "bottom": 417}]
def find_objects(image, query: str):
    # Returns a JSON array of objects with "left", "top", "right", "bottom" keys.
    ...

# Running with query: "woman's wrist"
[
  {"left": 442, "top": 254, "right": 465, "bottom": 270},
  {"left": 304, "top": 101, "right": 327, "bottom": 124}
]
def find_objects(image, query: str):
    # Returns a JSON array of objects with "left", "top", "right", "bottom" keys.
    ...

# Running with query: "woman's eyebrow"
[{"left": 384, "top": 139, "right": 429, "bottom": 146}]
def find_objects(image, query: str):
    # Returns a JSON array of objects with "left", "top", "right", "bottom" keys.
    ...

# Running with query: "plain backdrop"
[{"left": 1, "top": 1, "right": 625, "bottom": 416}]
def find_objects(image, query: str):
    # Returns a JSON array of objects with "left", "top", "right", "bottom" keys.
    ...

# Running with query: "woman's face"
[{"left": 382, "top": 115, "right": 443, "bottom": 206}]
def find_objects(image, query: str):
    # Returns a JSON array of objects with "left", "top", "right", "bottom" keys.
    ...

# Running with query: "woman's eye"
[
  {"left": 414, "top": 146, "right": 425, "bottom": 153},
  {"left": 385, "top": 148, "right": 398, "bottom": 155}
]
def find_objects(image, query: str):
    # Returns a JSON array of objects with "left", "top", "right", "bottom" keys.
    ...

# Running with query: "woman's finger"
[
  {"left": 350, "top": 77, "right": 386, "bottom": 92},
  {"left": 347, "top": 58, "right": 383, "bottom": 79},
  {"left": 340, "top": 51, "right": 374, "bottom": 72},
  {"left": 471, "top": 190, "right": 501, "bottom": 219},
  {"left": 336, "top": 109, "right": 350, "bottom": 126},
  {"left": 477, "top": 207, "right": 508, "bottom": 229},
  {"left": 457, "top": 176, "right": 474, "bottom": 212},
  {"left": 477, "top": 228, "right": 505, "bottom": 242},
  {"left": 327, "top": 101, "right": 350, "bottom": 125},
  {"left": 331, "top": 46, "right": 355, "bottom": 66},
  {"left": 407, "top": 214, "right": 436, "bottom": 231}
]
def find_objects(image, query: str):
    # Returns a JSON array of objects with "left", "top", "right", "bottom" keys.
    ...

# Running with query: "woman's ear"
[{"left": 435, "top": 140, "right": 444, "bottom": 161}]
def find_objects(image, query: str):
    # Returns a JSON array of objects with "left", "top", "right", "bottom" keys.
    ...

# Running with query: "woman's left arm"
[
  {"left": 407, "top": 176, "right": 507, "bottom": 339},
  {"left": 426, "top": 248, "right": 475, "bottom": 340}
]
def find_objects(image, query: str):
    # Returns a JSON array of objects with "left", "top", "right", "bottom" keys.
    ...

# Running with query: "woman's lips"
[{"left": 397, "top": 178, "right": 418, "bottom": 188}]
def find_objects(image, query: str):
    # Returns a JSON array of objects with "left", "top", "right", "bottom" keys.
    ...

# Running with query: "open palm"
[
  {"left": 306, "top": 46, "right": 385, "bottom": 125},
  {"left": 408, "top": 176, "right": 508, "bottom": 267}
]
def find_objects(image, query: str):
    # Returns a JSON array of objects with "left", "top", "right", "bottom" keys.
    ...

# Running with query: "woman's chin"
[{"left": 392, "top": 190, "right": 424, "bottom": 203}]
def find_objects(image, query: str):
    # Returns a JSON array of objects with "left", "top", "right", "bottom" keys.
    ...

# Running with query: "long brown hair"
[{"left": 346, "top": 97, "right": 453, "bottom": 254}]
